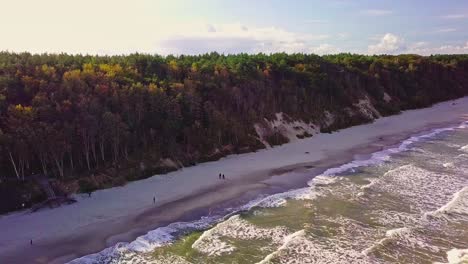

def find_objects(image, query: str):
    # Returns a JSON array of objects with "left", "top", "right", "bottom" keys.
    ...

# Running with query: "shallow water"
[{"left": 70, "top": 123, "right": 468, "bottom": 264}]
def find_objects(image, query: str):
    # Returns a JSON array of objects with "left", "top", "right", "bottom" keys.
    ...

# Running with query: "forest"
[{"left": 1, "top": 51, "right": 468, "bottom": 213}]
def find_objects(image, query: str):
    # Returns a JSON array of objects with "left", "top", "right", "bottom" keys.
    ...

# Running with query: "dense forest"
[{"left": 1, "top": 51, "right": 468, "bottom": 213}]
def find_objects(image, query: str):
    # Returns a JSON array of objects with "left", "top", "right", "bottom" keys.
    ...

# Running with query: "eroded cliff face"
[
  {"left": 253, "top": 95, "right": 383, "bottom": 148},
  {"left": 254, "top": 113, "right": 318, "bottom": 147}
]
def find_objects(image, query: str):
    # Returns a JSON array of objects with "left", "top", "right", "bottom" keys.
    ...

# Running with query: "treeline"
[{"left": 0, "top": 52, "right": 468, "bottom": 207}]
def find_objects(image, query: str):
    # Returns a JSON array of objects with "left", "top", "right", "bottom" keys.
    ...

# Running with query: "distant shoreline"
[{"left": 1, "top": 97, "right": 468, "bottom": 263}]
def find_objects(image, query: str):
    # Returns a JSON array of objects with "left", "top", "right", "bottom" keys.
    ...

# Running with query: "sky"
[{"left": 1, "top": 0, "right": 467, "bottom": 56}]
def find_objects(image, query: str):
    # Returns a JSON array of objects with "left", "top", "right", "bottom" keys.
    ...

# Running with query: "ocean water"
[{"left": 70, "top": 122, "right": 468, "bottom": 264}]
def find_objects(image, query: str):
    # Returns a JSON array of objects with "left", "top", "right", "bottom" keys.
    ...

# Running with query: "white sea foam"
[
  {"left": 459, "top": 144, "right": 468, "bottom": 152},
  {"left": 385, "top": 227, "right": 439, "bottom": 252},
  {"left": 192, "top": 215, "right": 290, "bottom": 257},
  {"left": 362, "top": 227, "right": 440, "bottom": 256},
  {"left": 309, "top": 174, "right": 340, "bottom": 186},
  {"left": 361, "top": 227, "right": 410, "bottom": 256},
  {"left": 262, "top": 230, "right": 375, "bottom": 264},
  {"left": 424, "top": 186, "right": 468, "bottom": 221},
  {"left": 242, "top": 175, "right": 340, "bottom": 210},
  {"left": 366, "top": 163, "right": 466, "bottom": 215},
  {"left": 127, "top": 218, "right": 218, "bottom": 252},
  {"left": 191, "top": 226, "right": 236, "bottom": 256},
  {"left": 241, "top": 187, "right": 312, "bottom": 210},
  {"left": 360, "top": 178, "right": 378, "bottom": 191},
  {"left": 255, "top": 229, "right": 305, "bottom": 264},
  {"left": 372, "top": 210, "right": 420, "bottom": 227},
  {"left": 359, "top": 164, "right": 411, "bottom": 191},
  {"left": 435, "top": 249, "right": 468, "bottom": 264},
  {"left": 68, "top": 216, "right": 219, "bottom": 264},
  {"left": 446, "top": 248, "right": 468, "bottom": 264},
  {"left": 442, "top": 162, "right": 453, "bottom": 168},
  {"left": 317, "top": 122, "right": 467, "bottom": 178}
]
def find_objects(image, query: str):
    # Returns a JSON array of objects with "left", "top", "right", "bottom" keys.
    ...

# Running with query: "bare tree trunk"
[
  {"left": 54, "top": 156, "right": 64, "bottom": 179},
  {"left": 100, "top": 141, "right": 105, "bottom": 162},
  {"left": 69, "top": 151, "right": 74, "bottom": 171},
  {"left": 39, "top": 154, "right": 48, "bottom": 176},
  {"left": 8, "top": 151, "right": 20, "bottom": 180},
  {"left": 84, "top": 149, "right": 91, "bottom": 170},
  {"left": 19, "top": 158, "right": 25, "bottom": 181},
  {"left": 124, "top": 145, "right": 129, "bottom": 160},
  {"left": 113, "top": 142, "right": 118, "bottom": 164},
  {"left": 91, "top": 141, "right": 98, "bottom": 165}
]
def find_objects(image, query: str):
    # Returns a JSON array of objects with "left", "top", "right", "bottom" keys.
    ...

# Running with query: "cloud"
[
  {"left": 155, "top": 23, "right": 330, "bottom": 55},
  {"left": 441, "top": 14, "right": 468, "bottom": 19},
  {"left": 337, "top": 33, "right": 350, "bottom": 40},
  {"left": 368, "top": 33, "right": 405, "bottom": 54},
  {"left": 406, "top": 41, "right": 468, "bottom": 55},
  {"left": 362, "top": 9, "right": 393, "bottom": 16},
  {"left": 310, "top": 44, "right": 340, "bottom": 54},
  {"left": 434, "top": 28, "right": 457, "bottom": 33},
  {"left": 408, "top": 42, "right": 428, "bottom": 50}
]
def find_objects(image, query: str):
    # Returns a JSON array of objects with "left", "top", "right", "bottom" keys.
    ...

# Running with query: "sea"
[{"left": 70, "top": 121, "right": 468, "bottom": 264}]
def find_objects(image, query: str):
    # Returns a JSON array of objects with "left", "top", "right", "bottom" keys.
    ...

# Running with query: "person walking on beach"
[
  {"left": 30, "top": 239, "right": 33, "bottom": 245},
  {"left": 219, "top": 173, "right": 221, "bottom": 179},
  {"left": 222, "top": 174, "right": 225, "bottom": 180},
  {"left": 153, "top": 196, "right": 156, "bottom": 204}
]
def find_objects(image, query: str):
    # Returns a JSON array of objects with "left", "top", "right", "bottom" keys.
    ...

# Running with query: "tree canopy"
[{"left": 1, "top": 51, "right": 468, "bottom": 212}]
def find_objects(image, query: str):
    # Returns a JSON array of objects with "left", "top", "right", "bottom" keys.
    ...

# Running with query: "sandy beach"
[{"left": 1, "top": 97, "right": 468, "bottom": 264}]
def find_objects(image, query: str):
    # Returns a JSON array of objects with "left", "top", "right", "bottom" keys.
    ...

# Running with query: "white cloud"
[
  {"left": 367, "top": 39, "right": 468, "bottom": 55},
  {"left": 362, "top": 9, "right": 393, "bottom": 16},
  {"left": 406, "top": 41, "right": 468, "bottom": 55},
  {"left": 408, "top": 42, "right": 428, "bottom": 50},
  {"left": 441, "top": 14, "right": 468, "bottom": 19},
  {"left": 310, "top": 44, "right": 340, "bottom": 55},
  {"left": 434, "top": 28, "right": 457, "bottom": 33},
  {"left": 156, "top": 23, "right": 330, "bottom": 55},
  {"left": 368, "top": 33, "right": 405, "bottom": 54}
]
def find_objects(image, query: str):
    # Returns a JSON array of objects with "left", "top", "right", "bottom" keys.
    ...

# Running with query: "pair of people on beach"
[{"left": 218, "top": 173, "right": 225, "bottom": 180}]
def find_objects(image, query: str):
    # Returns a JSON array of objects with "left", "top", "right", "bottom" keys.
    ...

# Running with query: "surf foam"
[
  {"left": 68, "top": 216, "right": 219, "bottom": 263},
  {"left": 317, "top": 122, "right": 468, "bottom": 179},
  {"left": 191, "top": 215, "right": 290, "bottom": 257}
]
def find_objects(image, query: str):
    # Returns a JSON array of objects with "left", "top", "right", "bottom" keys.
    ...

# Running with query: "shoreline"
[{"left": 1, "top": 97, "right": 468, "bottom": 263}]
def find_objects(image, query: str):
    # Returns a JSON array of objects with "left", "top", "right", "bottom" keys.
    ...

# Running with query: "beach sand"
[{"left": 1, "top": 97, "right": 468, "bottom": 263}]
